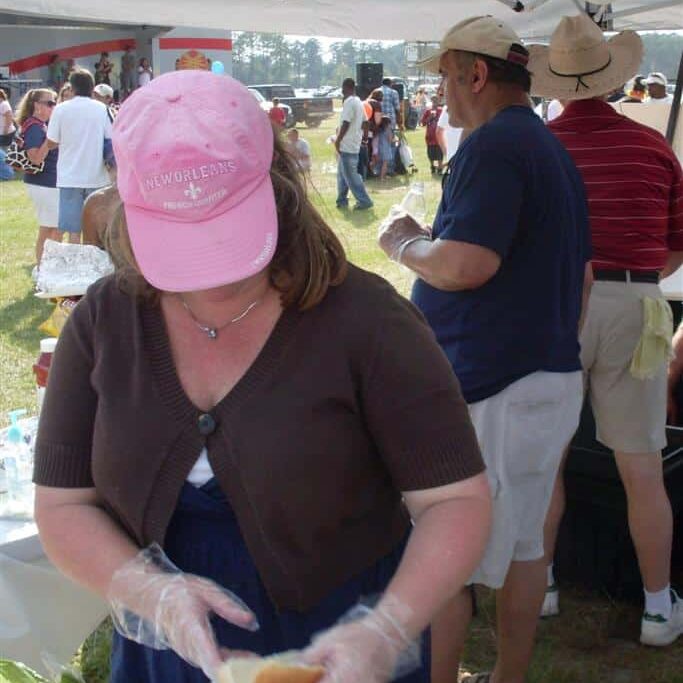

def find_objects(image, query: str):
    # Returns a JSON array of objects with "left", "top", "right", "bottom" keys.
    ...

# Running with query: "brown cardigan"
[{"left": 34, "top": 265, "right": 483, "bottom": 611}]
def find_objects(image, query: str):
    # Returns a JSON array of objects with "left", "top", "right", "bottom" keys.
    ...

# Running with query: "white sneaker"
[
  {"left": 541, "top": 584, "right": 559, "bottom": 618},
  {"left": 640, "top": 589, "right": 683, "bottom": 646}
]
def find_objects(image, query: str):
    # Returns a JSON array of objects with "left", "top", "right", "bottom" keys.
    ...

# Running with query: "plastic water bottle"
[
  {"left": 400, "top": 182, "right": 427, "bottom": 223},
  {"left": 2, "top": 409, "right": 33, "bottom": 515},
  {"left": 0, "top": 457, "right": 8, "bottom": 508}
]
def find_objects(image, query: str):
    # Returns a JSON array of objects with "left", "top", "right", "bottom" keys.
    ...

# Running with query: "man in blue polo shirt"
[{"left": 379, "top": 16, "right": 591, "bottom": 683}]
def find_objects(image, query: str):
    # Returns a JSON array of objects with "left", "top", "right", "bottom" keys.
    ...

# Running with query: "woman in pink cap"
[{"left": 32, "top": 70, "right": 491, "bottom": 683}]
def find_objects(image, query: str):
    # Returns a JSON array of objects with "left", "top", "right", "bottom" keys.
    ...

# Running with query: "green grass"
[
  {"left": 2, "top": 116, "right": 682, "bottom": 682},
  {"left": 0, "top": 179, "right": 47, "bottom": 416}
]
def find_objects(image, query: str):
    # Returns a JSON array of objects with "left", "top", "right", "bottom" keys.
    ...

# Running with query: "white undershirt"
[
  {"left": 437, "top": 107, "right": 463, "bottom": 162},
  {"left": 187, "top": 447, "right": 215, "bottom": 487},
  {"left": 644, "top": 94, "right": 674, "bottom": 105}
]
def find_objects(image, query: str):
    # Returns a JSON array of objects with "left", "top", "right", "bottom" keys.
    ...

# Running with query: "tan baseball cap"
[{"left": 418, "top": 16, "right": 529, "bottom": 73}]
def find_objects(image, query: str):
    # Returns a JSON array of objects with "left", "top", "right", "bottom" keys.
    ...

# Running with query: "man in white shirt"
[
  {"left": 436, "top": 106, "right": 463, "bottom": 163},
  {"left": 44, "top": 69, "right": 112, "bottom": 243},
  {"left": 645, "top": 72, "right": 673, "bottom": 104},
  {"left": 286, "top": 128, "right": 311, "bottom": 172},
  {"left": 334, "top": 78, "right": 373, "bottom": 211}
]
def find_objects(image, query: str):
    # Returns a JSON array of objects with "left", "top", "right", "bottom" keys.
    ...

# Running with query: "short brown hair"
[
  {"left": 69, "top": 69, "right": 94, "bottom": 96},
  {"left": 106, "top": 134, "right": 347, "bottom": 309}
]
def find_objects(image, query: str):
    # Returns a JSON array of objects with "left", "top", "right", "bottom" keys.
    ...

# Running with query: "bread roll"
[{"left": 216, "top": 652, "right": 325, "bottom": 683}]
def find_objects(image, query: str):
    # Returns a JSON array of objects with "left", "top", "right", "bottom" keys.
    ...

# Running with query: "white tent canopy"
[{"left": 0, "top": 0, "right": 681, "bottom": 40}]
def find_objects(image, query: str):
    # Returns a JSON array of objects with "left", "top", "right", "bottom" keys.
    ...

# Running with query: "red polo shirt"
[
  {"left": 549, "top": 98, "right": 683, "bottom": 271},
  {"left": 269, "top": 105, "right": 286, "bottom": 128},
  {"left": 420, "top": 107, "right": 442, "bottom": 146}
]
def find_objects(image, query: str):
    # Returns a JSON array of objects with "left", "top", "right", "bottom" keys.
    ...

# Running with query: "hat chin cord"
[{"left": 548, "top": 55, "right": 612, "bottom": 92}]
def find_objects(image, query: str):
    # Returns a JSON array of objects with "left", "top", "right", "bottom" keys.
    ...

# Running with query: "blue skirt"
[{"left": 111, "top": 479, "right": 430, "bottom": 682}]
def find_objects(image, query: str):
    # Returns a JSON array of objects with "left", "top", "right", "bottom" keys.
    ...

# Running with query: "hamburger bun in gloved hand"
[{"left": 216, "top": 652, "right": 325, "bottom": 683}]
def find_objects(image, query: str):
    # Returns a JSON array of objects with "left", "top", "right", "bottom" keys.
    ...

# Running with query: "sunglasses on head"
[{"left": 39, "top": 100, "right": 57, "bottom": 107}]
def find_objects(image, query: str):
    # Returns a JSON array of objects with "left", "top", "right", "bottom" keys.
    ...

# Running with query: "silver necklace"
[{"left": 180, "top": 296, "right": 260, "bottom": 340}]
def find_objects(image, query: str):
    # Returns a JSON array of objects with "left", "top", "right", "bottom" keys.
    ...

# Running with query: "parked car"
[
  {"left": 248, "top": 88, "right": 295, "bottom": 128},
  {"left": 314, "top": 85, "right": 337, "bottom": 97},
  {"left": 248, "top": 83, "right": 334, "bottom": 127}
]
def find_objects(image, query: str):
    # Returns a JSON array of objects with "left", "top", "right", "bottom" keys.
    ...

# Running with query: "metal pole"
[
  {"left": 605, "top": 0, "right": 683, "bottom": 22},
  {"left": 665, "top": 48, "right": 683, "bottom": 146}
]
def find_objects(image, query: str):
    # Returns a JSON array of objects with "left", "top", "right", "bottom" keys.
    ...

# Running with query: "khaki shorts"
[
  {"left": 467, "top": 371, "right": 583, "bottom": 589},
  {"left": 581, "top": 281, "right": 668, "bottom": 454}
]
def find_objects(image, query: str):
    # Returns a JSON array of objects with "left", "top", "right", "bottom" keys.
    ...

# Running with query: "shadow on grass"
[
  {"left": 365, "top": 174, "right": 413, "bottom": 193},
  {"left": 335, "top": 205, "right": 380, "bottom": 230},
  {"left": 0, "top": 287, "right": 48, "bottom": 354}
]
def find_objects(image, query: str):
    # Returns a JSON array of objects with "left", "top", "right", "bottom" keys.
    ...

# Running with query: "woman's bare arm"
[{"left": 35, "top": 485, "right": 140, "bottom": 597}]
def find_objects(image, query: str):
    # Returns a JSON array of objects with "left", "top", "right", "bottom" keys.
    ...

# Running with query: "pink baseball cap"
[{"left": 113, "top": 70, "right": 278, "bottom": 292}]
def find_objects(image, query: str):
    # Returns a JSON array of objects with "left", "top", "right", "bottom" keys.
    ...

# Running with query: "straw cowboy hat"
[{"left": 527, "top": 14, "right": 643, "bottom": 100}]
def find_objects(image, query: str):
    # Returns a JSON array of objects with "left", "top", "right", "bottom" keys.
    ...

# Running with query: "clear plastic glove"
[
  {"left": 107, "top": 544, "right": 259, "bottom": 679},
  {"left": 378, "top": 207, "right": 431, "bottom": 264},
  {"left": 303, "top": 598, "right": 421, "bottom": 683}
]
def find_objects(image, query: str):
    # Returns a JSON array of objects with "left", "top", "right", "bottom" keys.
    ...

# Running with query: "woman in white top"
[
  {"left": 138, "top": 58, "right": 153, "bottom": 88},
  {"left": 0, "top": 88, "right": 16, "bottom": 146}
]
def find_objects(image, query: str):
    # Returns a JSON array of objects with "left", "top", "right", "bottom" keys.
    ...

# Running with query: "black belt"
[{"left": 593, "top": 269, "right": 660, "bottom": 284}]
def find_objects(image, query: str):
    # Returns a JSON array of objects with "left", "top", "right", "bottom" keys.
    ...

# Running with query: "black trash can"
[{"left": 555, "top": 398, "right": 683, "bottom": 601}]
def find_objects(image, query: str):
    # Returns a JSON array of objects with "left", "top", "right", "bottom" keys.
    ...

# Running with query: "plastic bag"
[
  {"left": 398, "top": 140, "right": 414, "bottom": 169},
  {"left": 35, "top": 240, "right": 114, "bottom": 299},
  {"left": 0, "top": 658, "right": 82, "bottom": 683},
  {"left": 41, "top": 652, "right": 84, "bottom": 683},
  {"left": 38, "top": 298, "right": 78, "bottom": 337}
]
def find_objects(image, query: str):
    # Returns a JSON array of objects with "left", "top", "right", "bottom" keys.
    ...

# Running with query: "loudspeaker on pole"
[{"left": 356, "top": 63, "right": 383, "bottom": 100}]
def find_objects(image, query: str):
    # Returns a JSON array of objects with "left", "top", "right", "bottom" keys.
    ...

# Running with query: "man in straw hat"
[
  {"left": 529, "top": 14, "right": 683, "bottom": 647},
  {"left": 379, "top": 15, "right": 592, "bottom": 683}
]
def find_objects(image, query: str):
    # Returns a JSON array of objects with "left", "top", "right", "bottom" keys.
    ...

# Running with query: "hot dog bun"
[{"left": 216, "top": 652, "right": 325, "bottom": 683}]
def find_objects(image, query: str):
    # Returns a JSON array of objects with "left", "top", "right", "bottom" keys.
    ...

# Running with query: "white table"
[
  {"left": 0, "top": 511, "right": 108, "bottom": 675},
  {"left": 661, "top": 269, "right": 683, "bottom": 303}
]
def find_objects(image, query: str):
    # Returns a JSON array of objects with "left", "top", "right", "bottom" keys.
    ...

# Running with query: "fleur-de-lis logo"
[{"left": 184, "top": 182, "right": 202, "bottom": 200}]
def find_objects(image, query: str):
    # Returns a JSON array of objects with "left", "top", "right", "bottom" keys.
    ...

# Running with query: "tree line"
[
  {"left": 231, "top": 31, "right": 683, "bottom": 89},
  {"left": 232, "top": 33, "right": 411, "bottom": 87}
]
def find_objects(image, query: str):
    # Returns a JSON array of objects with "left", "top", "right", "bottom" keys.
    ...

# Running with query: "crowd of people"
[
  {"left": 0, "top": 10, "right": 680, "bottom": 683},
  {"left": 0, "top": 68, "right": 113, "bottom": 266},
  {"left": 45, "top": 49, "right": 154, "bottom": 105},
  {"left": 622, "top": 71, "right": 674, "bottom": 103}
]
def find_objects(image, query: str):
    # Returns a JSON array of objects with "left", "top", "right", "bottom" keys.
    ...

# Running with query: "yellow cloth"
[{"left": 630, "top": 297, "right": 673, "bottom": 379}]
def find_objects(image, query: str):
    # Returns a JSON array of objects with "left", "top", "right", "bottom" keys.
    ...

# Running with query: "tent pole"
[
  {"left": 665, "top": 48, "right": 683, "bottom": 146},
  {"left": 605, "top": 0, "right": 683, "bottom": 21}
]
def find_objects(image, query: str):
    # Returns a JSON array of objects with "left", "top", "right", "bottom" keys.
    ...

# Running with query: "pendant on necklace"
[{"left": 206, "top": 328, "right": 218, "bottom": 340}]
